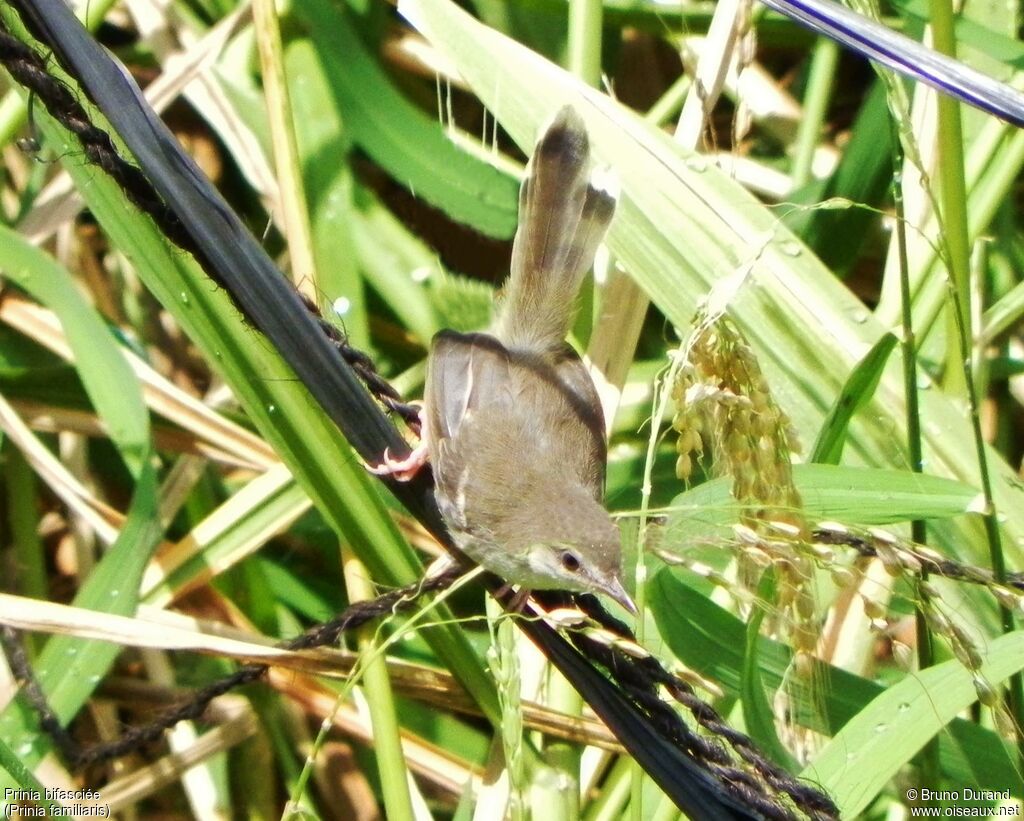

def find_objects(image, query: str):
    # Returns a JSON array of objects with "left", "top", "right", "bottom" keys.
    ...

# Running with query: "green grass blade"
[
  {"left": 666, "top": 464, "right": 979, "bottom": 533},
  {"left": 0, "top": 462, "right": 162, "bottom": 782},
  {"left": 805, "top": 631, "right": 1024, "bottom": 815},
  {"left": 811, "top": 332, "right": 898, "bottom": 465},
  {"left": 0, "top": 224, "right": 149, "bottom": 476},
  {"left": 295, "top": 0, "right": 519, "bottom": 240},
  {"left": 741, "top": 573, "right": 800, "bottom": 772},
  {"left": 0, "top": 735, "right": 69, "bottom": 814}
]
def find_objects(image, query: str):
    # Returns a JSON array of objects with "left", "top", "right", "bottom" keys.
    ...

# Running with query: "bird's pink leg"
[
  {"left": 366, "top": 444, "right": 429, "bottom": 482},
  {"left": 366, "top": 405, "right": 427, "bottom": 482}
]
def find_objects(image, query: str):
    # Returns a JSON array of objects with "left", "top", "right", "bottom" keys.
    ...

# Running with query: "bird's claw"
[{"left": 367, "top": 444, "right": 428, "bottom": 482}]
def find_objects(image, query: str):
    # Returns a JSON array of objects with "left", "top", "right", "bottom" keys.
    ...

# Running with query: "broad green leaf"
[
  {"left": 805, "top": 631, "right": 1024, "bottom": 816},
  {"left": 648, "top": 570, "right": 1021, "bottom": 794},
  {"left": 295, "top": 0, "right": 520, "bottom": 239},
  {"left": 665, "top": 464, "right": 980, "bottom": 543}
]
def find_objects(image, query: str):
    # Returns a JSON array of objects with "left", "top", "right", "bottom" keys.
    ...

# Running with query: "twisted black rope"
[
  {"left": 0, "top": 23, "right": 418, "bottom": 427},
  {"left": 6, "top": 564, "right": 818, "bottom": 821},
  {"left": 0, "top": 29, "right": 187, "bottom": 243},
  {"left": 534, "top": 591, "right": 835, "bottom": 820},
  {"left": 566, "top": 592, "right": 834, "bottom": 816},
  {"left": 813, "top": 526, "right": 1024, "bottom": 592},
  {"left": 0, "top": 626, "right": 80, "bottom": 765},
  {"left": 2, "top": 567, "right": 464, "bottom": 769}
]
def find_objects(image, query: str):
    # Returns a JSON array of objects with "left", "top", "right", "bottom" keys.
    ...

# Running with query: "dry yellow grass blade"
[
  {"left": 181, "top": 585, "right": 622, "bottom": 750},
  {"left": 125, "top": 0, "right": 280, "bottom": 207},
  {"left": 270, "top": 668, "right": 480, "bottom": 799},
  {"left": 141, "top": 462, "right": 312, "bottom": 605},
  {"left": 0, "top": 392, "right": 121, "bottom": 542},
  {"left": 0, "top": 294, "right": 278, "bottom": 470},
  {"left": 7, "top": 398, "right": 266, "bottom": 468},
  {"left": 99, "top": 699, "right": 257, "bottom": 812},
  {"left": 0, "top": 594, "right": 312, "bottom": 664},
  {"left": 587, "top": 0, "right": 748, "bottom": 431},
  {"left": 2, "top": 583, "right": 621, "bottom": 753}
]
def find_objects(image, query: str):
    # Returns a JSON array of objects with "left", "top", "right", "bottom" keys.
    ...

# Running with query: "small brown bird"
[{"left": 378, "top": 107, "right": 634, "bottom": 613}]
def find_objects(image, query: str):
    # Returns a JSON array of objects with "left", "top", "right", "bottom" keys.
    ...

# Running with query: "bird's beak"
[{"left": 603, "top": 577, "right": 638, "bottom": 616}]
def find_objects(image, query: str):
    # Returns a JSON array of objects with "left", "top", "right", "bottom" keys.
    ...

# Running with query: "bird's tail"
[{"left": 495, "top": 107, "right": 617, "bottom": 352}]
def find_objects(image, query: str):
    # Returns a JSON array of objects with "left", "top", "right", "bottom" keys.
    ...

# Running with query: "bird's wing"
[
  {"left": 426, "top": 331, "right": 607, "bottom": 502},
  {"left": 424, "top": 330, "right": 515, "bottom": 510},
  {"left": 425, "top": 330, "right": 513, "bottom": 444}
]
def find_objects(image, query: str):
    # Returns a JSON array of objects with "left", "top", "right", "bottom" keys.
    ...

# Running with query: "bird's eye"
[{"left": 560, "top": 551, "right": 581, "bottom": 572}]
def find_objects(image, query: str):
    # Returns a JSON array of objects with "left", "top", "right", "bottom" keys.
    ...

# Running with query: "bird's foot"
[
  {"left": 366, "top": 405, "right": 427, "bottom": 481},
  {"left": 493, "top": 584, "right": 533, "bottom": 613},
  {"left": 366, "top": 444, "right": 428, "bottom": 482}
]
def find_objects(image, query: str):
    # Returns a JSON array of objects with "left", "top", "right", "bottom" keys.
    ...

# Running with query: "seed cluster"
[
  {"left": 670, "top": 309, "right": 1016, "bottom": 723},
  {"left": 671, "top": 312, "right": 818, "bottom": 678}
]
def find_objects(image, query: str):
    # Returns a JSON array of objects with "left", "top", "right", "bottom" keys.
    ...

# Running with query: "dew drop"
[
  {"left": 897, "top": 702, "right": 910, "bottom": 714},
  {"left": 778, "top": 240, "right": 803, "bottom": 258},
  {"left": 685, "top": 156, "right": 708, "bottom": 172},
  {"left": 179, "top": 292, "right": 190, "bottom": 306},
  {"left": 333, "top": 296, "right": 351, "bottom": 316},
  {"left": 267, "top": 404, "right": 277, "bottom": 414},
  {"left": 874, "top": 722, "right": 888, "bottom": 733}
]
